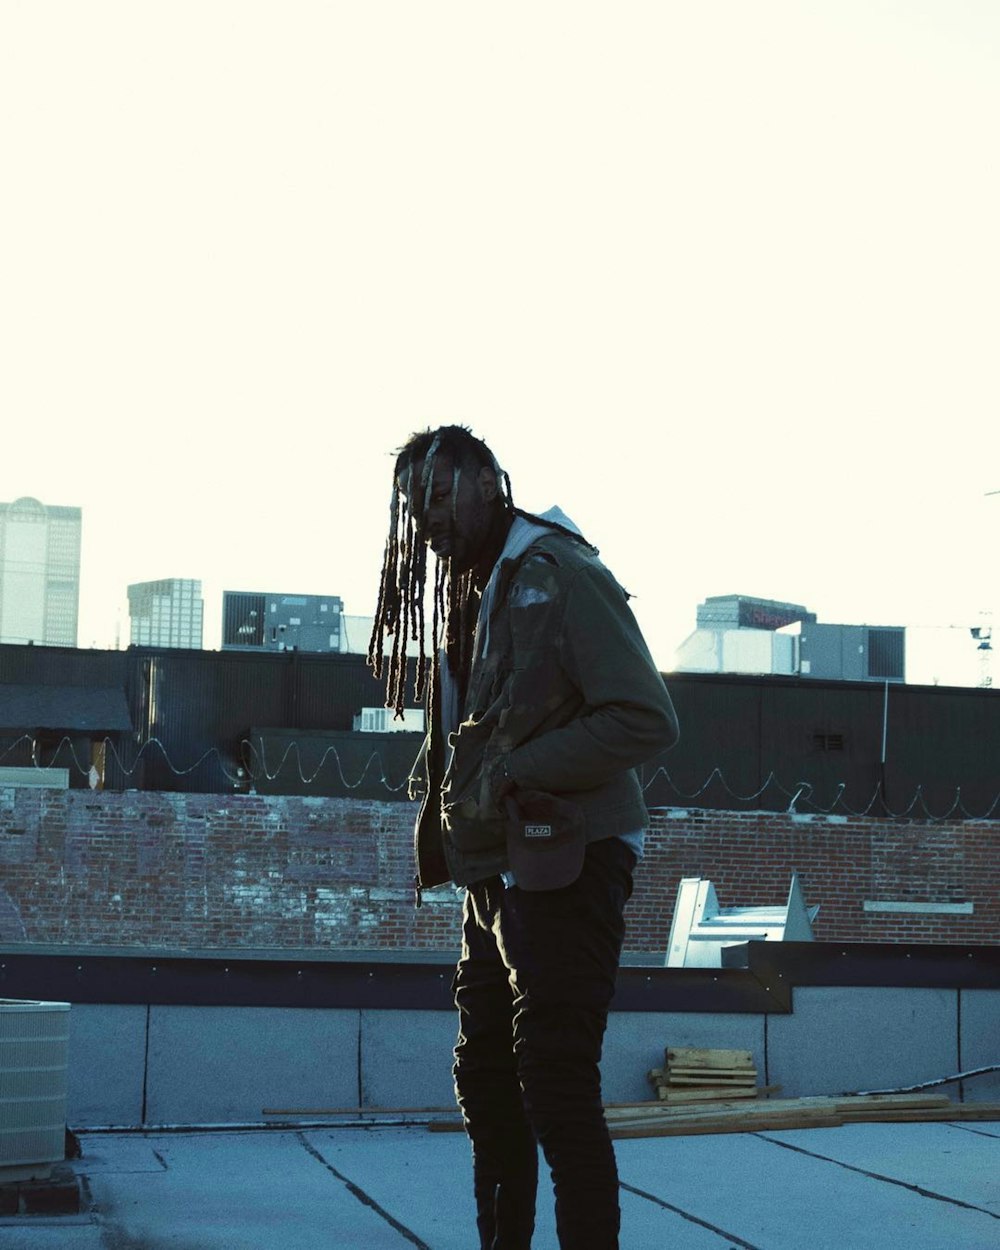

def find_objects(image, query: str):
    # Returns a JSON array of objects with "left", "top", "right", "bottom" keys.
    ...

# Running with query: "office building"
[
  {"left": 128, "top": 579, "right": 204, "bottom": 649},
  {"left": 0, "top": 496, "right": 81, "bottom": 646}
]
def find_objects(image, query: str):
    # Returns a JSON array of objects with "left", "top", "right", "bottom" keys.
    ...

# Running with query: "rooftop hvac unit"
[
  {"left": 0, "top": 999, "right": 70, "bottom": 1183},
  {"left": 352, "top": 707, "right": 426, "bottom": 734},
  {"left": 0, "top": 767, "right": 69, "bottom": 789},
  {"left": 665, "top": 873, "right": 819, "bottom": 968}
]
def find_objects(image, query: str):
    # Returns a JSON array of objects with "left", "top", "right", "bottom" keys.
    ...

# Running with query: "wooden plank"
[
  {"left": 837, "top": 1104, "right": 1000, "bottom": 1124},
  {"left": 428, "top": 1095, "right": 1000, "bottom": 1139},
  {"left": 666, "top": 1066, "right": 758, "bottom": 1079},
  {"left": 610, "top": 1107, "right": 840, "bottom": 1131},
  {"left": 665, "top": 1073, "right": 758, "bottom": 1086},
  {"left": 606, "top": 1089, "right": 783, "bottom": 1117},
  {"left": 608, "top": 1100, "right": 1000, "bottom": 1139},
  {"left": 606, "top": 1092, "right": 951, "bottom": 1137},
  {"left": 945, "top": 1103, "right": 1000, "bottom": 1121},
  {"left": 636, "top": 1094, "right": 953, "bottom": 1124},
  {"left": 612, "top": 1110, "right": 830, "bottom": 1130},
  {"left": 755, "top": 1093, "right": 951, "bottom": 1116},
  {"left": 666, "top": 1047, "right": 754, "bottom": 1070},
  {"left": 832, "top": 1094, "right": 952, "bottom": 1114},
  {"left": 611, "top": 1114, "right": 844, "bottom": 1139},
  {"left": 657, "top": 1086, "right": 760, "bottom": 1103}
]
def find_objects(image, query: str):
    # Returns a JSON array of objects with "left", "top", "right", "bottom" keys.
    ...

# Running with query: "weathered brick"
[{"left": 0, "top": 792, "right": 996, "bottom": 950}]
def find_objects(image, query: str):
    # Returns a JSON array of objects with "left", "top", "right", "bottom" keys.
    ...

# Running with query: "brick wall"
[
  {"left": 635, "top": 808, "right": 999, "bottom": 950},
  {"left": 0, "top": 789, "right": 997, "bottom": 952}
]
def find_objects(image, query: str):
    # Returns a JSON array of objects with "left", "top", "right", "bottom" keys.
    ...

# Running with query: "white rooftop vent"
[
  {"left": 665, "top": 873, "right": 819, "bottom": 968},
  {"left": 0, "top": 999, "right": 71, "bottom": 1183},
  {"left": 0, "top": 767, "right": 70, "bottom": 789}
]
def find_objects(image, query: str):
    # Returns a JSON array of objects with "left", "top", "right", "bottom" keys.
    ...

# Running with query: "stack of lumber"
[
  {"left": 426, "top": 1092, "right": 1000, "bottom": 1136},
  {"left": 648, "top": 1046, "right": 760, "bottom": 1103},
  {"left": 605, "top": 1092, "right": 1000, "bottom": 1139},
  {"left": 423, "top": 1043, "right": 1000, "bottom": 1138}
]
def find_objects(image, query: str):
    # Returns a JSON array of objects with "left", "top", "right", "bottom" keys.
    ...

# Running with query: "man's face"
[{"left": 400, "top": 453, "right": 498, "bottom": 574}]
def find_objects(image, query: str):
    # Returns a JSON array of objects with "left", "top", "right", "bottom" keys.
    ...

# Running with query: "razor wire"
[
  {"left": 639, "top": 763, "right": 1000, "bottom": 821},
  {"left": 240, "top": 737, "right": 410, "bottom": 791},
  {"left": 1, "top": 732, "right": 999, "bottom": 819},
  {"left": 0, "top": 733, "right": 411, "bottom": 793}
]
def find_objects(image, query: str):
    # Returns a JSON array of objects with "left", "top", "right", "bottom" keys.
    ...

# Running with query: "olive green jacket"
[{"left": 410, "top": 524, "right": 679, "bottom": 891}]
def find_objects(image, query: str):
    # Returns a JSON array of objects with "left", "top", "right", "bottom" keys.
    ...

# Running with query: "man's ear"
[{"left": 477, "top": 465, "right": 498, "bottom": 502}]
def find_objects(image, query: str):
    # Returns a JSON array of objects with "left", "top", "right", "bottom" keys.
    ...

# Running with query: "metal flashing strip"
[
  {"left": 0, "top": 953, "right": 457, "bottom": 1012},
  {"left": 615, "top": 966, "right": 787, "bottom": 1013},
  {"left": 721, "top": 940, "right": 1000, "bottom": 991},
  {"left": 863, "top": 900, "right": 974, "bottom": 915},
  {"left": 3, "top": 943, "right": 998, "bottom": 1014},
  {"left": 0, "top": 950, "right": 784, "bottom": 1014}
]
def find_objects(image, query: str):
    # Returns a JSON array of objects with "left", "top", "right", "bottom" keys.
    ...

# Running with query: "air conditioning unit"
[
  {"left": 352, "top": 707, "right": 426, "bottom": 733},
  {"left": 0, "top": 999, "right": 71, "bottom": 1183}
]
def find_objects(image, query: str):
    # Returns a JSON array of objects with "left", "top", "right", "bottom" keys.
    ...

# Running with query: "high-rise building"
[
  {"left": 128, "top": 579, "right": 204, "bottom": 649},
  {"left": 0, "top": 497, "right": 81, "bottom": 646}
]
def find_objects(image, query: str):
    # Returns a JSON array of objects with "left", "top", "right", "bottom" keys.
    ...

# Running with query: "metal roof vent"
[
  {"left": 0, "top": 999, "right": 70, "bottom": 1183},
  {"left": 665, "top": 873, "right": 819, "bottom": 968}
]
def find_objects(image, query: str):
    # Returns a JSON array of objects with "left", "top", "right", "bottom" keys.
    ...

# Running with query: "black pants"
[{"left": 453, "top": 836, "right": 635, "bottom": 1250}]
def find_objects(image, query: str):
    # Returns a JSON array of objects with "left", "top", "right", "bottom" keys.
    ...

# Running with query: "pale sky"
[{"left": 3, "top": 2, "right": 999, "bottom": 685}]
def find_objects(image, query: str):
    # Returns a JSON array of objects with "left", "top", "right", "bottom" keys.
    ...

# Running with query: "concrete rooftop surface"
[{"left": 3, "top": 1117, "right": 999, "bottom": 1250}]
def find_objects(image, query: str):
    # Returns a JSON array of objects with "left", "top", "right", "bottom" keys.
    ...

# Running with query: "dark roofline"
[{"left": 0, "top": 683, "right": 132, "bottom": 732}]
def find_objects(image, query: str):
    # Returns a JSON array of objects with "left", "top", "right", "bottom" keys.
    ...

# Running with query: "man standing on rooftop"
[{"left": 370, "top": 425, "right": 678, "bottom": 1249}]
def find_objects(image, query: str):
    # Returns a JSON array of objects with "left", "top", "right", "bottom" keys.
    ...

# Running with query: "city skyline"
[
  {"left": 3, "top": 3, "right": 998, "bottom": 689},
  {"left": 0, "top": 487, "right": 991, "bottom": 688}
]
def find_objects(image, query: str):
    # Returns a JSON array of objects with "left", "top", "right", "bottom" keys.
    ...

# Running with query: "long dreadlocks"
[{"left": 368, "top": 424, "right": 589, "bottom": 720}]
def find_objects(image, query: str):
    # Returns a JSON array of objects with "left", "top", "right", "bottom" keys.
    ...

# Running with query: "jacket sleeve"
[{"left": 507, "top": 561, "right": 678, "bottom": 793}]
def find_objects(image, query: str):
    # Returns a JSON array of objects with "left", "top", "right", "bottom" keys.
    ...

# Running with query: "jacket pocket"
[{"left": 441, "top": 718, "right": 507, "bottom": 853}]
